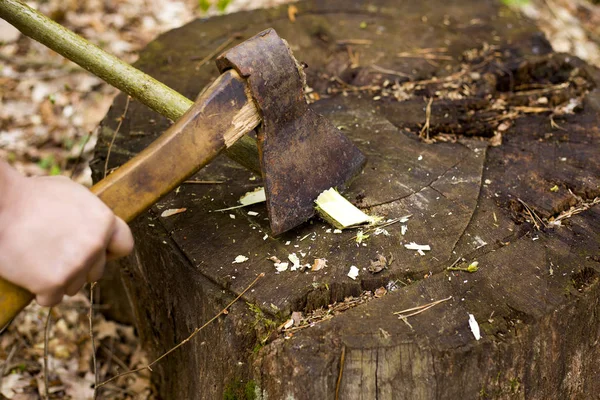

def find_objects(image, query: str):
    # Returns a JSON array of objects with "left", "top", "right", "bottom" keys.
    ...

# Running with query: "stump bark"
[{"left": 93, "top": 0, "right": 600, "bottom": 398}]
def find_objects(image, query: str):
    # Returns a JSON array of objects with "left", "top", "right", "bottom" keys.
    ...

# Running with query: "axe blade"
[{"left": 217, "top": 29, "right": 366, "bottom": 235}]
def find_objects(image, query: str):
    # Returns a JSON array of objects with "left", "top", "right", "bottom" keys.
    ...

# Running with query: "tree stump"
[{"left": 92, "top": 0, "right": 600, "bottom": 398}]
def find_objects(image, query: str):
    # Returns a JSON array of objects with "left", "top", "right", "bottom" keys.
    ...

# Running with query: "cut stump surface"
[{"left": 93, "top": 0, "right": 600, "bottom": 399}]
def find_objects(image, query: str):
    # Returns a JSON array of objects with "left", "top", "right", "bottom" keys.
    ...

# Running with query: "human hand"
[{"left": 0, "top": 162, "right": 134, "bottom": 306}]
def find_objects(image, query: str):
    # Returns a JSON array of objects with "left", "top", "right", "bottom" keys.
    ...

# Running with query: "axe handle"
[
  {"left": 0, "top": 69, "right": 260, "bottom": 328},
  {"left": 0, "top": 0, "right": 261, "bottom": 174}
]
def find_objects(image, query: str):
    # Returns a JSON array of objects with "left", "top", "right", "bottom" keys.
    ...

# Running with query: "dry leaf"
[
  {"left": 311, "top": 258, "right": 327, "bottom": 271},
  {"left": 288, "top": 5, "right": 298, "bottom": 22},
  {"left": 93, "top": 319, "right": 119, "bottom": 340},
  {"left": 368, "top": 254, "right": 388, "bottom": 274}
]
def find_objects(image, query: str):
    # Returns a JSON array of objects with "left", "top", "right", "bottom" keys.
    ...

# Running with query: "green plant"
[
  {"left": 502, "top": 0, "right": 530, "bottom": 6},
  {"left": 223, "top": 379, "right": 257, "bottom": 400},
  {"left": 198, "top": 0, "right": 232, "bottom": 13},
  {"left": 198, "top": 0, "right": 211, "bottom": 12},
  {"left": 217, "top": 0, "right": 232, "bottom": 12},
  {"left": 37, "top": 154, "right": 62, "bottom": 176}
]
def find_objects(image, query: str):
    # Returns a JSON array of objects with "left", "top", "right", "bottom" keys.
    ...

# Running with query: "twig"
[
  {"left": 550, "top": 196, "right": 600, "bottom": 224},
  {"left": 332, "top": 76, "right": 358, "bottom": 89},
  {"left": 103, "top": 96, "right": 130, "bottom": 178},
  {"left": 0, "top": 344, "right": 18, "bottom": 392},
  {"left": 411, "top": 69, "right": 468, "bottom": 86},
  {"left": 70, "top": 133, "right": 92, "bottom": 179},
  {"left": 95, "top": 273, "right": 265, "bottom": 389},
  {"left": 420, "top": 97, "right": 433, "bottom": 139},
  {"left": 348, "top": 215, "right": 409, "bottom": 242},
  {"left": 335, "top": 345, "right": 346, "bottom": 400},
  {"left": 399, "top": 316, "right": 413, "bottom": 329},
  {"left": 514, "top": 82, "right": 569, "bottom": 96},
  {"left": 100, "top": 345, "right": 130, "bottom": 373},
  {"left": 518, "top": 198, "right": 546, "bottom": 230},
  {"left": 43, "top": 308, "right": 52, "bottom": 400},
  {"left": 448, "top": 257, "right": 463, "bottom": 269},
  {"left": 336, "top": 39, "right": 373, "bottom": 45},
  {"left": 183, "top": 180, "right": 226, "bottom": 184},
  {"left": 397, "top": 51, "right": 452, "bottom": 61},
  {"left": 90, "top": 282, "right": 98, "bottom": 399},
  {"left": 193, "top": 35, "right": 240, "bottom": 69},
  {"left": 393, "top": 296, "right": 453, "bottom": 318},
  {"left": 369, "top": 64, "right": 411, "bottom": 78},
  {"left": 550, "top": 115, "right": 566, "bottom": 131}
]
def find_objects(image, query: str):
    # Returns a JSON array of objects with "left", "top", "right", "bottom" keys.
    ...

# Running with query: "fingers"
[
  {"left": 40, "top": 252, "right": 107, "bottom": 303},
  {"left": 65, "top": 272, "right": 88, "bottom": 297},
  {"left": 37, "top": 216, "right": 131, "bottom": 305},
  {"left": 86, "top": 251, "right": 106, "bottom": 283},
  {"left": 106, "top": 217, "right": 134, "bottom": 261},
  {"left": 37, "top": 291, "right": 64, "bottom": 307}
]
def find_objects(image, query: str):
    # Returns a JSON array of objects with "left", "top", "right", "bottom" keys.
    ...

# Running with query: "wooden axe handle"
[{"left": 0, "top": 70, "right": 260, "bottom": 328}]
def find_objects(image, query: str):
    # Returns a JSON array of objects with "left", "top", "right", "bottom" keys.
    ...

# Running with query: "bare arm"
[{"left": 0, "top": 161, "right": 134, "bottom": 306}]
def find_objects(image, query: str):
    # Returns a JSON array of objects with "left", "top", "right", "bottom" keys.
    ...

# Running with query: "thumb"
[{"left": 106, "top": 217, "right": 134, "bottom": 261}]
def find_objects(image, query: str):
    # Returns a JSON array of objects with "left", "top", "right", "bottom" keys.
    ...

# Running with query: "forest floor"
[{"left": 0, "top": 0, "right": 599, "bottom": 398}]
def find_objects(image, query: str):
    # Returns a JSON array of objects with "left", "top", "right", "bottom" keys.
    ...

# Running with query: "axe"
[{"left": 0, "top": 1, "right": 365, "bottom": 326}]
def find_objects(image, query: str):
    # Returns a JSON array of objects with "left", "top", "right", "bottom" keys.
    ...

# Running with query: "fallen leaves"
[{"left": 0, "top": 293, "right": 151, "bottom": 399}]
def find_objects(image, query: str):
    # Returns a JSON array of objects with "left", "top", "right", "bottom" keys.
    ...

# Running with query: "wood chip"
[
  {"left": 275, "top": 262, "right": 289, "bottom": 272},
  {"left": 240, "top": 187, "right": 266, "bottom": 205},
  {"left": 288, "top": 253, "right": 301, "bottom": 271},
  {"left": 315, "top": 188, "right": 373, "bottom": 229},
  {"left": 404, "top": 242, "right": 431, "bottom": 255},
  {"left": 160, "top": 208, "right": 187, "bottom": 217},
  {"left": 468, "top": 314, "right": 481, "bottom": 340},
  {"left": 347, "top": 266, "right": 359, "bottom": 280},
  {"left": 232, "top": 255, "right": 248, "bottom": 264}
]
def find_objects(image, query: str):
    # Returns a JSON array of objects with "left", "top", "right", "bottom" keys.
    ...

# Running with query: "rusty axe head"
[{"left": 216, "top": 29, "right": 366, "bottom": 235}]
